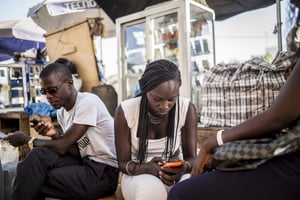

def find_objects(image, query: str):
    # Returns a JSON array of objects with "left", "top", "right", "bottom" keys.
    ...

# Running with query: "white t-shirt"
[
  {"left": 57, "top": 92, "right": 118, "bottom": 168},
  {"left": 121, "top": 96, "right": 190, "bottom": 162}
]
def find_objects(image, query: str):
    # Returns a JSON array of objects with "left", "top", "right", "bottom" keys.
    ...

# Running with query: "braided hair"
[{"left": 136, "top": 59, "right": 182, "bottom": 163}]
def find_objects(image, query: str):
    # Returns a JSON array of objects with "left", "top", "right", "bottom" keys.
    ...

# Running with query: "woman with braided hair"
[{"left": 114, "top": 59, "right": 197, "bottom": 200}]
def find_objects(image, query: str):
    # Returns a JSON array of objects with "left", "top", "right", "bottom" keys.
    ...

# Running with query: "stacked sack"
[{"left": 200, "top": 51, "right": 296, "bottom": 127}]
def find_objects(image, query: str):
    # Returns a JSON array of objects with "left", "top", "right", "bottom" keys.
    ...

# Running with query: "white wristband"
[
  {"left": 28, "top": 137, "right": 36, "bottom": 149},
  {"left": 216, "top": 130, "right": 224, "bottom": 146}
]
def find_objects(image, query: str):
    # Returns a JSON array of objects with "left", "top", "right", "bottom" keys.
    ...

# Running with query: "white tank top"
[{"left": 121, "top": 96, "right": 190, "bottom": 162}]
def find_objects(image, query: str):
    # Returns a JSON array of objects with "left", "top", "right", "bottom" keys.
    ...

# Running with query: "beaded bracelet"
[{"left": 125, "top": 160, "right": 134, "bottom": 175}]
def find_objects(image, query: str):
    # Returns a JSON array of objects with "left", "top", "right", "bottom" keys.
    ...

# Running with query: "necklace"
[{"left": 147, "top": 112, "right": 164, "bottom": 125}]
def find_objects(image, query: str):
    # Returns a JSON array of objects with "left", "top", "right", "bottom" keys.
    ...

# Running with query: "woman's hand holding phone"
[
  {"left": 159, "top": 160, "right": 185, "bottom": 186},
  {"left": 162, "top": 160, "right": 184, "bottom": 168}
]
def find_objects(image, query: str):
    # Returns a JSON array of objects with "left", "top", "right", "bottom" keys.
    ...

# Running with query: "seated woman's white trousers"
[{"left": 121, "top": 173, "right": 190, "bottom": 200}]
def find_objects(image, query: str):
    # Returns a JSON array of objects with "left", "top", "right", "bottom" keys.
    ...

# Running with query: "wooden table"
[
  {"left": 0, "top": 111, "right": 30, "bottom": 159},
  {"left": 0, "top": 111, "right": 30, "bottom": 134}
]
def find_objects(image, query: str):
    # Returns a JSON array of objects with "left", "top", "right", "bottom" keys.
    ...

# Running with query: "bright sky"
[
  {"left": 214, "top": 1, "right": 288, "bottom": 63},
  {"left": 0, "top": 0, "right": 289, "bottom": 67},
  {"left": 0, "top": 0, "right": 42, "bottom": 20}
]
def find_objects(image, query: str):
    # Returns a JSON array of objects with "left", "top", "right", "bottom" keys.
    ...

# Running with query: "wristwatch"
[{"left": 28, "top": 137, "right": 36, "bottom": 149}]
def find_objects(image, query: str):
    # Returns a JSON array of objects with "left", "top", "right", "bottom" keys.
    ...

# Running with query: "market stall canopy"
[
  {"left": 0, "top": 18, "right": 46, "bottom": 61},
  {"left": 27, "top": 0, "right": 115, "bottom": 38},
  {"left": 94, "top": 0, "right": 276, "bottom": 22},
  {"left": 0, "top": 18, "right": 45, "bottom": 42}
]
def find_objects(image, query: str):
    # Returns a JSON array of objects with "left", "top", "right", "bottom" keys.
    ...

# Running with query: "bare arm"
[
  {"left": 6, "top": 123, "right": 88, "bottom": 157},
  {"left": 31, "top": 120, "right": 84, "bottom": 156},
  {"left": 114, "top": 105, "right": 163, "bottom": 176},
  {"left": 114, "top": 105, "right": 132, "bottom": 173},
  {"left": 181, "top": 102, "right": 198, "bottom": 171},
  {"left": 33, "top": 123, "right": 88, "bottom": 156},
  {"left": 193, "top": 58, "right": 300, "bottom": 175},
  {"left": 222, "top": 58, "right": 300, "bottom": 143}
]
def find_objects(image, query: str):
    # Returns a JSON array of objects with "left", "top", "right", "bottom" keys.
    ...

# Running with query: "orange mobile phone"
[{"left": 163, "top": 161, "right": 184, "bottom": 168}]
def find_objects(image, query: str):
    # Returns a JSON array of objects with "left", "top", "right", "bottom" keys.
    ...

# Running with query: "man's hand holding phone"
[
  {"left": 30, "top": 119, "right": 41, "bottom": 126},
  {"left": 30, "top": 118, "right": 57, "bottom": 138}
]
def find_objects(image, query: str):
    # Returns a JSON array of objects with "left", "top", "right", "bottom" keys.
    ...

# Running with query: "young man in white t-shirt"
[{"left": 5, "top": 61, "right": 119, "bottom": 200}]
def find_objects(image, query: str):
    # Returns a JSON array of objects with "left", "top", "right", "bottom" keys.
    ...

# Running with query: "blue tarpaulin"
[
  {"left": 0, "top": 18, "right": 46, "bottom": 61},
  {"left": 0, "top": 37, "right": 45, "bottom": 61},
  {"left": 24, "top": 102, "right": 57, "bottom": 116}
]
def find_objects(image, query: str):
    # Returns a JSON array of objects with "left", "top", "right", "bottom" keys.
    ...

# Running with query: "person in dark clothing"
[{"left": 168, "top": 53, "right": 300, "bottom": 200}]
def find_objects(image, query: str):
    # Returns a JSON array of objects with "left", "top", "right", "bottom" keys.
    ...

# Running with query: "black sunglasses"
[{"left": 40, "top": 80, "right": 67, "bottom": 95}]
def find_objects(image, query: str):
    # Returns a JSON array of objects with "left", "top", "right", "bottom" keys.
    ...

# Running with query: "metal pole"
[
  {"left": 276, "top": 0, "right": 282, "bottom": 51},
  {"left": 0, "top": 160, "right": 4, "bottom": 200}
]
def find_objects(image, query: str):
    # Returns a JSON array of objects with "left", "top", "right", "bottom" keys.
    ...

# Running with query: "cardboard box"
[{"left": 44, "top": 18, "right": 101, "bottom": 92}]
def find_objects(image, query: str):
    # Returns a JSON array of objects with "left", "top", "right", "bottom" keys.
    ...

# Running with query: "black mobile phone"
[{"left": 30, "top": 119, "right": 40, "bottom": 126}]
